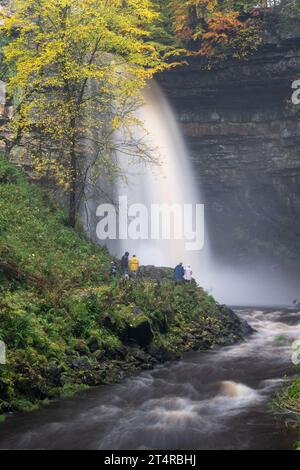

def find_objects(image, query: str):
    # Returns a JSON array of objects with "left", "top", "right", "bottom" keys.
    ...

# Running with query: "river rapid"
[{"left": 0, "top": 308, "right": 299, "bottom": 450}]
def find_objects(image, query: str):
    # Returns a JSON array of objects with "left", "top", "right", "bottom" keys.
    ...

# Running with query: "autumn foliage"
[
  {"left": 167, "top": 0, "right": 263, "bottom": 62},
  {"left": 200, "top": 11, "right": 262, "bottom": 60}
]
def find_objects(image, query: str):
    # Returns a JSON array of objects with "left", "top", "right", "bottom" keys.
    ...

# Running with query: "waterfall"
[{"left": 115, "top": 80, "right": 211, "bottom": 287}]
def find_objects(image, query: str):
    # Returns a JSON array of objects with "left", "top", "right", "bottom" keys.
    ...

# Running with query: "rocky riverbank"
[
  {"left": 1, "top": 279, "right": 253, "bottom": 414},
  {"left": 59, "top": 283, "right": 253, "bottom": 386}
]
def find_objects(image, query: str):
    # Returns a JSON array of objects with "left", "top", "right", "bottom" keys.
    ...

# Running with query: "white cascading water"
[{"left": 116, "top": 80, "right": 212, "bottom": 290}]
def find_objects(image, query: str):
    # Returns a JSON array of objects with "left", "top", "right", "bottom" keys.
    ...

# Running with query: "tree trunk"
[
  {"left": 68, "top": 141, "right": 77, "bottom": 228},
  {"left": 69, "top": 185, "right": 77, "bottom": 228}
]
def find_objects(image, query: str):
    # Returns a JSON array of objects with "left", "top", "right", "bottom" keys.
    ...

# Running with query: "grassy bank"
[
  {"left": 0, "top": 154, "right": 248, "bottom": 413},
  {"left": 275, "top": 376, "right": 300, "bottom": 449}
]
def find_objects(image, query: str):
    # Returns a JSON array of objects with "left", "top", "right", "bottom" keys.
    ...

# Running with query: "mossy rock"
[
  {"left": 87, "top": 336, "right": 100, "bottom": 353},
  {"left": 125, "top": 313, "right": 154, "bottom": 348},
  {"left": 139, "top": 266, "right": 173, "bottom": 280},
  {"left": 93, "top": 349, "right": 105, "bottom": 362},
  {"left": 73, "top": 340, "right": 90, "bottom": 356}
]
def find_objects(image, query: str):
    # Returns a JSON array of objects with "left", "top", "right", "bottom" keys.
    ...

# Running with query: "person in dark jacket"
[
  {"left": 174, "top": 262, "right": 185, "bottom": 283},
  {"left": 110, "top": 262, "right": 117, "bottom": 277},
  {"left": 121, "top": 252, "right": 129, "bottom": 275}
]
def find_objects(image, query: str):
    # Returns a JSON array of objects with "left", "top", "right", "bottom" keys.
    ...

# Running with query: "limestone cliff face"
[{"left": 160, "top": 41, "right": 300, "bottom": 271}]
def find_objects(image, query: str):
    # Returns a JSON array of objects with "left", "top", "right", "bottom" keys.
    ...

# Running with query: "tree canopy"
[{"left": 0, "top": 0, "right": 177, "bottom": 226}]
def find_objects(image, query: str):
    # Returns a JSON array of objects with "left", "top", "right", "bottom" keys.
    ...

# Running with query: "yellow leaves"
[
  {"left": 111, "top": 116, "right": 123, "bottom": 131},
  {"left": 32, "top": 156, "right": 71, "bottom": 191},
  {"left": 1, "top": 0, "right": 177, "bottom": 198}
]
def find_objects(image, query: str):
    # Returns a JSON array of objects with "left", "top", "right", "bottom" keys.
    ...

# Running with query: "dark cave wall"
[{"left": 160, "top": 43, "right": 300, "bottom": 269}]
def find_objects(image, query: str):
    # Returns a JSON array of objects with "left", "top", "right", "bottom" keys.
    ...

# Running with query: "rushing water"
[{"left": 0, "top": 308, "right": 299, "bottom": 450}]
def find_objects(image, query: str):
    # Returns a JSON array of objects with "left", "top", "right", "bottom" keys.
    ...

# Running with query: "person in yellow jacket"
[{"left": 129, "top": 255, "right": 140, "bottom": 278}]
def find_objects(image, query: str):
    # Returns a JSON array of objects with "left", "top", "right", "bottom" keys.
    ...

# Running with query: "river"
[{"left": 0, "top": 308, "right": 299, "bottom": 450}]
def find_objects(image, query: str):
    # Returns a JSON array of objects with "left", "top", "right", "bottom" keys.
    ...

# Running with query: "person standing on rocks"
[
  {"left": 174, "top": 262, "right": 185, "bottom": 283},
  {"left": 184, "top": 264, "right": 193, "bottom": 283},
  {"left": 121, "top": 252, "right": 129, "bottom": 276},
  {"left": 129, "top": 255, "right": 140, "bottom": 279},
  {"left": 110, "top": 261, "right": 117, "bottom": 278}
]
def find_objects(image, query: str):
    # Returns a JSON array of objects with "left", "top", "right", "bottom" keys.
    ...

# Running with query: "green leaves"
[
  {"left": 0, "top": 153, "right": 111, "bottom": 290},
  {"left": 0, "top": 156, "right": 21, "bottom": 184}
]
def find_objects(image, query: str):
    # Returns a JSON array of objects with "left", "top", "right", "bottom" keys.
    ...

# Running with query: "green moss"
[
  {"left": 294, "top": 440, "right": 300, "bottom": 451},
  {"left": 61, "top": 384, "right": 89, "bottom": 398},
  {"left": 10, "top": 398, "right": 41, "bottom": 413},
  {"left": 288, "top": 377, "right": 300, "bottom": 402}
]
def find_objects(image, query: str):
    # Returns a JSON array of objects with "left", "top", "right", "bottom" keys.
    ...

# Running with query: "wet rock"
[
  {"left": 149, "top": 356, "right": 160, "bottom": 365},
  {"left": 65, "top": 349, "right": 77, "bottom": 357},
  {"left": 15, "top": 377, "right": 49, "bottom": 400},
  {"left": 139, "top": 266, "right": 172, "bottom": 280},
  {"left": 128, "top": 348, "right": 150, "bottom": 363},
  {"left": 141, "top": 363, "right": 154, "bottom": 370},
  {"left": 148, "top": 344, "right": 181, "bottom": 363},
  {"left": 125, "top": 317, "right": 153, "bottom": 348},
  {"left": 71, "top": 357, "right": 92, "bottom": 370},
  {"left": 77, "top": 371, "right": 102, "bottom": 386},
  {"left": 99, "top": 315, "right": 114, "bottom": 329},
  {"left": 0, "top": 378, "right": 10, "bottom": 400},
  {"left": 43, "top": 365, "right": 64, "bottom": 388},
  {"left": 216, "top": 305, "right": 254, "bottom": 337},
  {"left": 0, "top": 401, "right": 13, "bottom": 413},
  {"left": 105, "top": 346, "right": 128, "bottom": 360},
  {"left": 240, "top": 319, "right": 255, "bottom": 336},
  {"left": 132, "top": 306, "right": 142, "bottom": 316},
  {"left": 180, "top": 332, "right": 195, "bottom": 342},
  {"left": 74, "top": 341, "right": 90, "bottom": 356},
  {"left": 102, "top": 368, "right": 125, "bottom": 385},
  {"left": 88, "top": 337, "right": 100, "bottom": 353},
  {"left": 192, "top": 340, "right": 211, "bottom": 350},
  {"left": 93, "top": 349, "right": 105, "bottom": 362},
  {"left": 156, "top": 314, "right": 169, "bottom": 334}
]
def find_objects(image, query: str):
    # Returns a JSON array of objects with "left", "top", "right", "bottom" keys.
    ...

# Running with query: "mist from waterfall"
[{"left": 111, "top": 81, "right": 298, "bottom": 306}]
